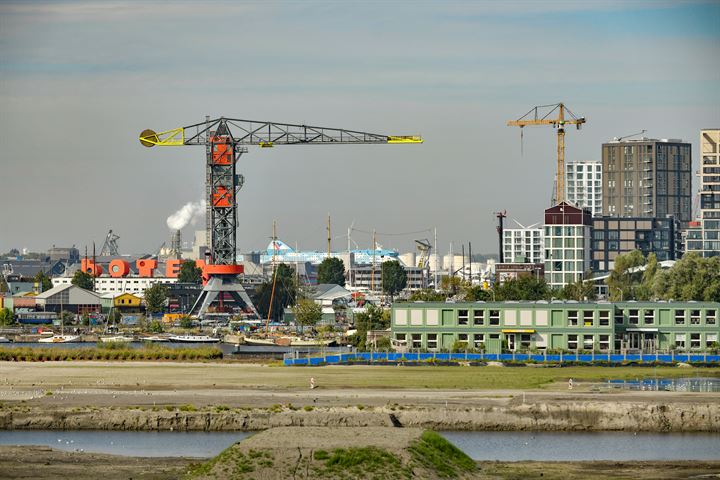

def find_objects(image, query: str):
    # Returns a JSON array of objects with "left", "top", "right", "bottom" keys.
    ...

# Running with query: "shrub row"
[{"left": 0, "top": 346, "right": 223, "bottom": 362}]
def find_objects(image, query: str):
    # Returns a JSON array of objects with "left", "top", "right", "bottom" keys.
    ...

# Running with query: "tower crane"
[
  {"left": 507, "top": 103, "right": 586, "bottom": 204},
  {"left": 140, "top": 117, "right": 421, "bottom": 318}
]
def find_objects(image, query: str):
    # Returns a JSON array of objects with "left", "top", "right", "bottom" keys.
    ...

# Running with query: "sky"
[{"left": 0, "top": 0, "right": 718, "bottom": 257}]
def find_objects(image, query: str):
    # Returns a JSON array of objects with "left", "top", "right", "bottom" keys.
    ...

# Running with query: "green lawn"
[
  {"left": 6, "top": 363, "right": 718, "bottom": 391},
  {"left": 278, "top": 365, "right": 719, "bottom": 390}
]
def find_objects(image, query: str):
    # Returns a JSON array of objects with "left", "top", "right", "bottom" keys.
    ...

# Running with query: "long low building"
[{"left": 391, "top": 301, "right": 719, "bottom": 354}]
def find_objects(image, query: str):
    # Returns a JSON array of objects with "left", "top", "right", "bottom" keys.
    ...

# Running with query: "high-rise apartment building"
[
  {"left": 591, "top": 216, "right": 683, "bottom": 273},
  {"left": 502, "top": 221, "right": 543, "bottom": 264},
  {"left": 602, "top": 138, "right": 692, "bottom": 226},
  {"left": 686, "top": 129, "right": 720, "bottom": 257},
  {"left": 543, "top": 202, "right": 592, "bottom": 288},
  {"left": 566, "top": 161, "right": 602, "bottom": 216}
]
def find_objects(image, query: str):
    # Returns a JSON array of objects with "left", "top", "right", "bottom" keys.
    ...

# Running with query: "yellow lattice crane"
[{"left": 507, "top": 103, "right": 586, "bottom": 203}]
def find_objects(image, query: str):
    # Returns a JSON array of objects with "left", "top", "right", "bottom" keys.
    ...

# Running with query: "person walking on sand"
[
  {"left": 310, "top": 377, "right": 316, "bottom": 390},
  {"left": 568, "top": 378, "right": 574, "bottom": 390}
]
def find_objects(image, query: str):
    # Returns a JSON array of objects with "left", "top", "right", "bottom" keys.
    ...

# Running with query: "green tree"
[
  {"left": 440, "top": 275, "right": 464, "bottom": 296},
  {"left": 0, "top": 276, "right": 8, "bottom": 293},
  {"left": 33, "top": 271, "right": 53, "bottom": 292},
  {"left": 381, "top": 260, "right": 407, "bottom": 300},
  {"left": 349, "top": 304, "right": 389, "bottom": 351},
  {"left": 494, "top": 275, "right": 550, "bottom": 301},
  {"left": 317, "top": 257, "right": 345, "bottom": 286},
  {"left": 374, "top": 336, "right": 392, "bottom": 350},
  {"left": 407, "top": 289, "right": 447, "bottom": 302},
  {"left": 253, "top": 263, "right": 297, "bottom": 321},
  {"left": 463, "top": 285, "right": 493, "bottom": 302},
  {"left": 606, "top": 250, "right": 646, "bottom": 301},
  {"left": 561, "top": 276, "right": 596, "bottom": 301},
  {"left": 178, "top": 261, "right": 203, "bottom": 284},
  {"left": 658, "top": 253, "right": 720, "bottom": 301},
  {"left": 144, "top": 284, "right": 168, "bottom": 315},
  {"left": 149, "top": 320, "right": 164, "bottom": 333},
  {"left": 293, "top": 299, "right": 323, "bottom": 333},
  {"left": 636, "top": 253, "right": 659, "bottom": 300},
  {"left": 108, "top": 309, "right": 122, "bottom": 325},
  {"left": 71, "top": 270, "right": 94, "bottom": 290},
  {"left": 0, "top": 307, "right": 14, "bottom": 326},
  {"left": 179, "top": 316, "right": 193, "bottom": 329}
]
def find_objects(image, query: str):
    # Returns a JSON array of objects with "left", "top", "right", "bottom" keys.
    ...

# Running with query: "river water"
[
  {"left": 0, "top": 430, "right": 718, "bottom": 460},
  {"left": 440, "top": 431, "right": 720, "bottom": 461}
]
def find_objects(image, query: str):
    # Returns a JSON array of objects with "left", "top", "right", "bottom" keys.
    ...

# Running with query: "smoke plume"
[{"left": 167, "top": 200, "right": 206, "bottom": 230}]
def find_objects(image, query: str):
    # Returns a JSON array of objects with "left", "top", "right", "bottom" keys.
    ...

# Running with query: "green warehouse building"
[{"left": 391, "top": 301, "right": 719, "bottom": 354}]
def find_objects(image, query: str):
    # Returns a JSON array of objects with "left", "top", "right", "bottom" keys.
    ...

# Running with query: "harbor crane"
[
  {"left": 140, "top": 117, "right": 421, "bottom": 318},
  {"left": 507, "top": 103, "right": 586, "bottom": 204}
]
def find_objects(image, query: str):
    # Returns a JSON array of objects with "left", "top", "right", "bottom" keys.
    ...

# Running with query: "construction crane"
[
  {"left": 507, "top": 103, "right": 586, "bottom": 204},
  {"left": 415, "top": 239, "right": 432, "bottom": 270},
  {"left": 140, "top": 117, "right": 421, "bottom": 318},
  {"left": 100, "top": 229, "right": 120, "bottom": 256},
  {"left": 613, "top": 129, "right": 646, "bottom": 142}
]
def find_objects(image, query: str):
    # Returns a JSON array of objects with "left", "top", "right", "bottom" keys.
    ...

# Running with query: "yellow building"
[{"left": 113, "top": 293, "right": 143, "bottom": 312}]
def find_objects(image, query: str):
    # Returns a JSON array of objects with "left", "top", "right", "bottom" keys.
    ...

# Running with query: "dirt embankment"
[{"left": 1, "top": 400, "right": 718, "bottom": 432}]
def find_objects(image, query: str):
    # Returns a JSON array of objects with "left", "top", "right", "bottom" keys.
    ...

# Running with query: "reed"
[{"left": 0, "top": 346, "right": 223, "bottom": 362}]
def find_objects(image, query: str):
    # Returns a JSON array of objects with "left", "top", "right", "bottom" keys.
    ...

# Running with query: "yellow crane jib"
[
  {"left": 507, "top": 103, "right": 585, "bottom": 203},
  {"left": 139, "top": 128, "right": 185, "bottom": 147},
  {"left": 387, "top": 136, "right": 423, "bottom": 144}
]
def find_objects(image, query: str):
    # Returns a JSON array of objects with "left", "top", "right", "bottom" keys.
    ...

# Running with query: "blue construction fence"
[{"left": 283, "top": 351, "right": 720, "bottom": 366}]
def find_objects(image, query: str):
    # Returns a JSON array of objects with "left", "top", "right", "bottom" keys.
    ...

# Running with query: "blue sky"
[{"left": 0, "top": 0, "right": 718, "bottom": 255}]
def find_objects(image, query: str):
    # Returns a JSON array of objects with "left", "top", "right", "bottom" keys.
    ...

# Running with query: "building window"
[
  {"left": 707, "top": 333, "right": 718, "bottom": 349},
  {"left": 614, "top": 311, "right": 624, "bottom": 324},
  {"left": 599, "top": 335, "right": 610, "bottom": 351},
  {"left": 599, "top": 311, "right": 610, "bottom": 326},
  {"left": 411, "top": 334, "right": 422, "bottom": 349},
  {"left": 674, "top": 333, "right": 685, "bottom": 350},
  {"left": 674, "top": 310, "right": 686, "bottom": 325},
  {"left": 583, "top": 335, "right": 594, "bottom": 350},
  {"left": 427, "top": 334, "right": 438, "bottom": 350},
  {"left": 628, "top": 309, "right": 639, "bottom": 325},
  {"left": 567, "top": 334, "right": 578, "bottom": 350},
  {"left": 458, "top": 309, "right": 469, "bottom": 325},
  {"left": 458, "top": 333, "right": 468, "bottom": 343},
  {"left": 707, "top": 310, "right": 717, "bottom": 325},
  {"left": 520, "top": 334, "right": 532, "bottom": 349},
  {"left": 473, "top": 310, "right": 484, "bottom": 325},
  {"left": 473, "top": 334, "right": 485, "bottom": 349},
  {"left": 489, "top": 334, "right": 500, "bottom": 340},
  {"left": 690, "top": 333, "right": 701, "bottom": 350},
  {"left": 690, "top": 310, "right": 701, "bottom": 325},
  {"left": 568, "top": 311, "right": 579, "bottom": 326},
  {"left": 489, "top": 310, "right": 500, "bottom": 326},
  {"left": 643, "top": 310, "right": 654, "bottom": 325},
  {"left": 583, "top": 311, "right": 594, "bottom": 327},
  {"left": 395, "top": 333, "right": 406, "bottom": 342}
]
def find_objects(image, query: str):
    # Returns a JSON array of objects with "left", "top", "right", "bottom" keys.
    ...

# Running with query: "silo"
[{"left": 399, "top": 252, "right": 416, "bottom": 268}]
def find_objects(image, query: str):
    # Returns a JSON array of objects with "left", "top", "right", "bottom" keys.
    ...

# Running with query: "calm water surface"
[
  {"left": 1, "top": 430, "right": 718, "bottom": 460},
  {"left": 440, "top": 431, "right": 720, "bottom": 461},
  {"left": 0, "top": 430, "right": 251, "bottom": 458}
]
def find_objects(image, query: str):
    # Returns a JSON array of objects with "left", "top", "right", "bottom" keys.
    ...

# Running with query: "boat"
[
  {"left": 142, "top": 335, "right": 170, "bottom": 343},
  {"left": 0, "top": 336, "right": 10, "bottom": 343},
  {"left": 284, "top": 337, "right": 337, "bottom": 347},
  {"left": 100, "top": 335, "right": 134, "bottom": 343},
  {"left": 38, "top": 335, "right": 81, "bottom": 343},
  {"left": 168, "top": 335, "right": 220, "bottom": 343},
  {"left": 242, "top": 337, "right": 278, "bottom": 346}
]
